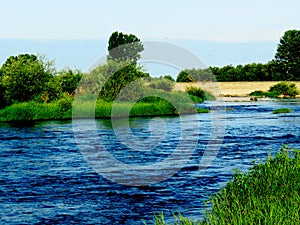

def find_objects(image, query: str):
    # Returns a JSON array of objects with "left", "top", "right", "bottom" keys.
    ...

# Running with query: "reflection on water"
[{"left": 0, "top": 99, "right": 300, "bottom": 224}]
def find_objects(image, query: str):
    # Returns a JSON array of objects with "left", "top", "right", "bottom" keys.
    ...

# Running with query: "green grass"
[
  {"left": 272, "top": 108, "right": 293, "bottom": 114},
  {"left": 186, "top": 87, "right": 216, "bottom": 103},
  {"left": 0, "top": 97, "right": 209, "bottom": 122},
  {"left": 0, "top": 101, "right": 70, "bottom": 121},
  {"left": 149, "top": 146, "right": 300, "bottom": 225},
  {"left": 249, "top": 90, "right": 281, "bottom": 98}
]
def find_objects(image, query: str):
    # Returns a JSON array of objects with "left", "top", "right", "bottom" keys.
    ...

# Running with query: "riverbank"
[
  {"left": 0, "top": 100, "right": 209, "bottom": 122},
  {"left": 152, "top": 146, "right": 300, "bottom": 225},
  {"left": 175, "top": 81, "right": 300, "bottom": 99}
]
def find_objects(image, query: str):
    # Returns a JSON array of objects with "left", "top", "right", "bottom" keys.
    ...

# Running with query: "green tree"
[
  {"left": 176, "top": 71, "right": 194, "bottom": 82},
  {"left": 96, "top": 32, "right": 149, "bottom": 101},
  {"left": 107, "top": 31, "right": 144, "bottom": 63},
  {"left": 40, "top": 76, "right": 62, "bottom": 103},
  {"left": 58, "top": 69, "right": 82, "bottom": 95},
  {"left": 275, "top": 29, "right": 300, "bottom": 81},
  {"left": 99, "top": 63, "right": 149, "bottom": 101},
  {"left": 0, "top": 54, "right": 53, "bottom": 106}
]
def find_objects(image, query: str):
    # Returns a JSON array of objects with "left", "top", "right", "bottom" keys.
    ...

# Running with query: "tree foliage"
[
  {"left": 269, "top": 82, "right": 299, "bottom": 97},
  {"left": 99, "top": 63, "right": 149, "bottom": 101},
  {"left": 107, "top": 31, "right": 144, "bottom": 63},
  {"left": 176, "top": 71, "right": 194, "bottom": 82},
  {"left": 95, "top": 31, "right": 149, "bottom": 101},
  {"left": 148, "top": 77, "right": 175, "bottom": 91},
  {"left": 274, "top": 30, "right": 300, "bottom": 80},
  {"left": 57, "top": 69, "right": 82, "bottom": 95},
  {"left": 0, "top": 54, "right": 53, "bottom": 106},
  {"left": 176, "top": 29, "right": 300, "bottom": 82},
  {"left": 163, "top": 75, "right": 175, "bottom": 82}
]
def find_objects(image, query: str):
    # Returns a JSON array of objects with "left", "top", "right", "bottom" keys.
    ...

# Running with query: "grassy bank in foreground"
[
  {"left": 150, "top": 146, "right": 300, "bottom": 225},
  {"left": 0, "top": 100, "right": 209, "bottom": 122}
]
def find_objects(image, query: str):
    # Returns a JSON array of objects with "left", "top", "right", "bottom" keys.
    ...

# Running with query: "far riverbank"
[{"left": 175, "top": 81, "right": 300, "bottom": 99}]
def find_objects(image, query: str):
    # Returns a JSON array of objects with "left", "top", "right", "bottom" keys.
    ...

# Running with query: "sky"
[{"left": 0, "top": 0, "right": 299, "bottom": 73}]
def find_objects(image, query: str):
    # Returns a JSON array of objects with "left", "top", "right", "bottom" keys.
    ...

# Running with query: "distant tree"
[
  {"left": 0, "top": 54, "right": 53, "bottom": 106},
  {"left": 176, "top": 71, "right": 194, "bottom": 82},
  {"left": 274, "top": 29, "right": 300, "bottom": 80},
  {"left": 107, "top": 31, "right": 144, "bottom": 63},
  {"left": 163, "top": 75, "right": 175, "bottom": 82}
]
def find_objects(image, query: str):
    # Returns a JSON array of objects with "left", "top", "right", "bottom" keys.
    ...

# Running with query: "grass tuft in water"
[{"left": 272, "top": 108, "right": 293, "bottom": 114}]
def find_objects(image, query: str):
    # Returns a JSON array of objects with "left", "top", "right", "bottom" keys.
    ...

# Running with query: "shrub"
[
  {"left": 115, "top": 79, "right": 147, "bottom": 102},
  {"left": 163, "top": 75, "right": 175, "bottom": 81},
  {"left": 148, "top": 78, "right": 175, "bottom": 92},
  {"left": 0, "top": 54, "right": 54, "bottom": 106},
  {"left": 97, "top": 61, "right": 149, "bottom": 102},
  {"left": 186, "top": 86, "right": 216, "bottom": 103},
  {"left": 176, "top": 71, "right": 194, "bottom": 82},
  {"left": 57, "top": 93, "right": 73, "bottom": 112},
  {"left": 250, "top": 82, "right": 299, "bottom": 98},
  {"left": 249, "top": 90, "right": 265, "bottom": 97},
  {"left": 269, "top": 81, "right": 299, "bottom": 97}
]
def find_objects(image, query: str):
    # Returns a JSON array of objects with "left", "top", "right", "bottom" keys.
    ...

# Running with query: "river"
[{"left": 1, "top": 99, "right": 300, "bottom": 224}]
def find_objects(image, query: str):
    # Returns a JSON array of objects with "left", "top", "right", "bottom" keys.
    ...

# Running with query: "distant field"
[{"left": 175, "top": 81, "right": 300, "bottom": 98}]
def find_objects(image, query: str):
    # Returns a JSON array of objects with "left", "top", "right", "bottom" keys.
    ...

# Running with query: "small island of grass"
[{"left": 272, "top": 108, "right": 293, "bottom": 114}]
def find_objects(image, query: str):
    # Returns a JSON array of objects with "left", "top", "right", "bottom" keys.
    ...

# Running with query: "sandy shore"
[{"left": 174, "top": 82, "right": 300, "bottom": 100}]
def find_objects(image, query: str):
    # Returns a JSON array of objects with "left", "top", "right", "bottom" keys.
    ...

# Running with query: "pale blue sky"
[
  {"left": 1, "top": 0, "right": 299, "bottom": 41},
  {"left": 0, "top": 0, "right": 299, "bottom": 72}
]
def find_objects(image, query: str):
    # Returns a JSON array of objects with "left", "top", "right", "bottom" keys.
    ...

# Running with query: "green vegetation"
[
  {"left": 269, "top": 81, "right": 299, "bottom": 97},
  {"left": 176, "top": 71, "right": 195, "bottom": 82},
  {"left": 0, "top": 53, "right": 84, "bottom": 109},
  {"left": 0, "top": 31, "right": 214, "bottom": 122},
  {"left": 0, "top": 54, "right": 53, "bottom": 107},
  {"left": 163, "top": 75, "right": 175, "bottom": 82},
  {"left": 99, "top": 31, "right": 150, "bottom": 102},
  {"left": 249, "top": 90, "right": 280, "bottom": 98},
  {"left": 107, "top": 31, "right": 144, "bottom": 63},
  {"left": 178, "top": 68, "right": 215, "bottom": 82},
  {"left": 272, "top": 108, "right": 293, "bottom": 114},
  {"left": 0, "top": 95, "right": 208, "bottom": 122},
  {"left": 185, "top": 86, "right": 216, "bottom": 103},
  {"left": 176, "top": 29, "right": 300, "bottom": 82},
  {"left": 250, "top": 81, "right": 299, "bottom": 98},
  {"left": 274, "top": 30, "right": 300, "bottom": 81},
  {"left": 148, "top": 77, "right": 175, "bottom": 92},
  {"left": 149, "top": 146, "right": 300, "bottom": 225}
]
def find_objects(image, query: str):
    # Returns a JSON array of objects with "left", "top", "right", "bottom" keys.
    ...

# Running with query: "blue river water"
[{"left": 0, "top": 99, "right": 300, "bottom": 224}]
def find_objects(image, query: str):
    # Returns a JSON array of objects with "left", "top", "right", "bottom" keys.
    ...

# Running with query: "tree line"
[
  {"left": 176, "top": 29, "right": 300, "bottom": 82},
  {"left": 0, "top": 31, "right": 161, "bottom": 109},
  {"left": 0, "top": 30, "right": 299, "bottom": 109}
]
